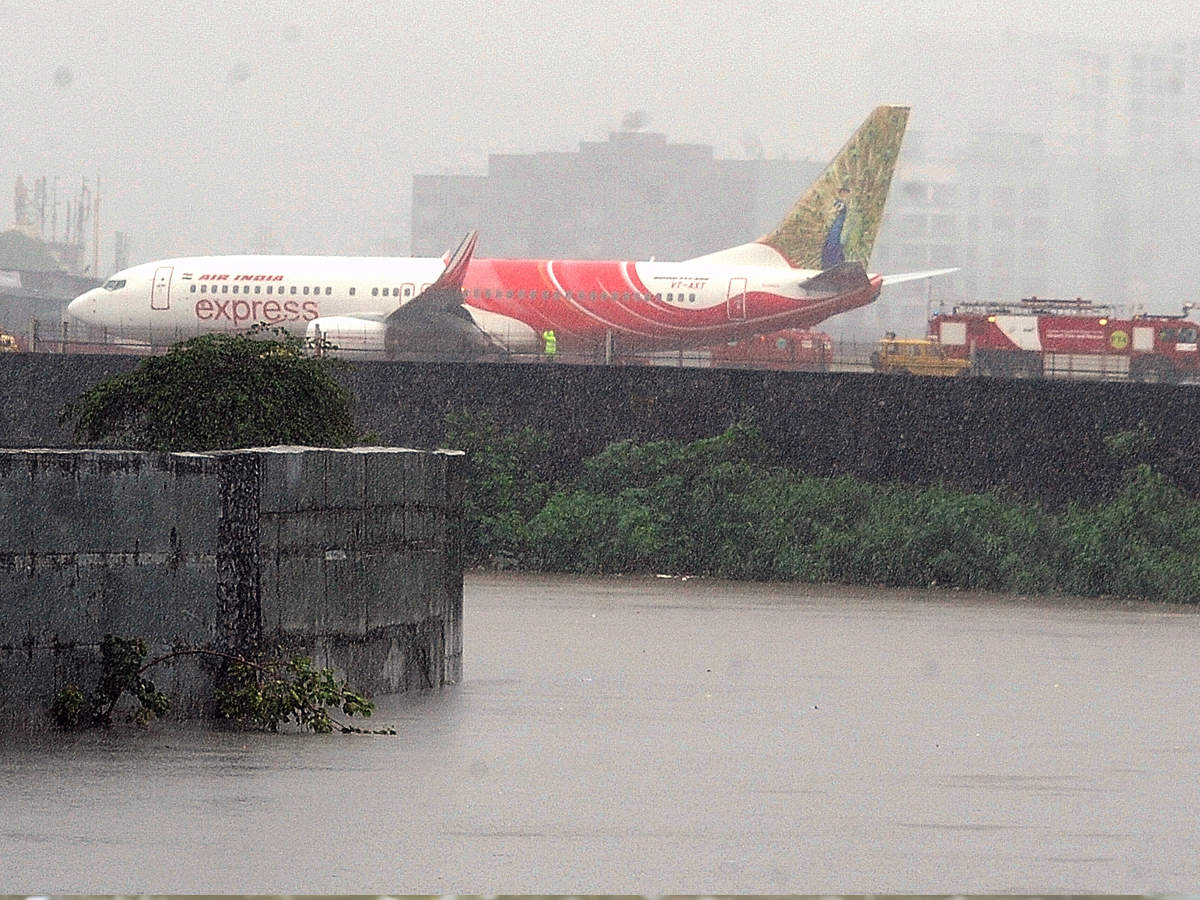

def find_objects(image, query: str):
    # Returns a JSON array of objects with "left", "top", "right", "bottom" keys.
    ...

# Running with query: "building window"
[
  {"left": 903, "top": 182, "right": 927, "bottom": 204},
  {"left": 931, "top": 184, "right": 958, "bottom": 206},
  {"left": 930, "top": 215, "right": 957, "bottom": 241},
  {"left": 325, "top": 287, "right": 332, "bottom": 295},
  {"left": 349, "top": 287, "right": 356, "bottom": 296}
]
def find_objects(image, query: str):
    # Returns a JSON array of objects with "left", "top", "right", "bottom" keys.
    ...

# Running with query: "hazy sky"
[{"left": 4, "top": 0, "right": 1200, "bottom": 267}]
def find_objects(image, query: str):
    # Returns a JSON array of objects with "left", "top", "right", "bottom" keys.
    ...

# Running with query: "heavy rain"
[{"left": 4, "top": 0, "right": 1200, "bottom": 894}]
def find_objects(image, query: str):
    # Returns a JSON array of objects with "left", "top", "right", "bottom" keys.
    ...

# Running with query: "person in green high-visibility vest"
[{"left": 541, "top": 329, "right": 557, "bottom": 357}]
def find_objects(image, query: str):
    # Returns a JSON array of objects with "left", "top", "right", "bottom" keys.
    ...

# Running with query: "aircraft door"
[
  {"left": 727, "top": 277, "right": 747, "bottom": 320},
  {"left": 151, "top": 266, "right": 173, "bottom": 310}
]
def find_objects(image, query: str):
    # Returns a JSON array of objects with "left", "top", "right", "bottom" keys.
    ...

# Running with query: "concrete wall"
[
  {"left": 5, "top": 352, "right": 1200, "bottom": 506},
  {"left": 0, "top": 445, "right": 463, "bottom": 729},
  {"left": 340, "top": 360, "right": 1200, "bottom": 507}
]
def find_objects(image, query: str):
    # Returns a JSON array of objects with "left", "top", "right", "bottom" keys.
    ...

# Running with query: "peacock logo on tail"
[{"left": 757, "top": 105, "right": 910, "bottom": 270}]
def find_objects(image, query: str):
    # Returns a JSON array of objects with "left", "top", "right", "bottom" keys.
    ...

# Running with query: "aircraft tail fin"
[
  {"left": 686, "top": 105, "right": 909, "bottom": 270},
  {"left": 761, "top": 105, "right": 909, "bottom": 269}
]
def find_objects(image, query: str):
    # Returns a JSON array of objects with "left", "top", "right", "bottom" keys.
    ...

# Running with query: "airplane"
[{"left": 68, "top": 105, "right": 954, "bottom": 358}]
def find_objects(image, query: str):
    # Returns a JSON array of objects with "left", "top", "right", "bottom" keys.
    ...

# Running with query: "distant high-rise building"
[
  {"left": 114, "top": 232, "right": 131, "bottom": 273},
  {"left": 412, "top": 131, "right": 822, "bottom": 262},
  {"left": 1051, "top": 38, "right": 1200, "bottom": 160}
]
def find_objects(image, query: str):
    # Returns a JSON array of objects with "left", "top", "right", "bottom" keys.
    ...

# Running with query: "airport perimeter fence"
[{"left": 5, "top": 318, "right": 1194, "bottom": 384}]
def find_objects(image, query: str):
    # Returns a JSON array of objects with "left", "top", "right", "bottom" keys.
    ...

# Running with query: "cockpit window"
[{"left": 102, "top": 279, "right": 126, "bottom": 291}]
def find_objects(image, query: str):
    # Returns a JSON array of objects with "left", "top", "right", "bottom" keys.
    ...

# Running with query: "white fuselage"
[{"left": 68, "top": 252, "right": 878, "bottom": 353}]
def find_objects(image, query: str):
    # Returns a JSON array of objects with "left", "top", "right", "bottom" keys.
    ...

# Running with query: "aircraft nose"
[{"left": 67, "top": 288, "right": 98, "bottom": 323}]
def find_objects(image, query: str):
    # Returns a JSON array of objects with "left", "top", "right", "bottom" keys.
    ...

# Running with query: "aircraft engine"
[
  {"left": 305, "top": 316, "right": 387, "bottom": 358},
  {"left": 463, "top": 307, "right": 542, "bottom": 353}
]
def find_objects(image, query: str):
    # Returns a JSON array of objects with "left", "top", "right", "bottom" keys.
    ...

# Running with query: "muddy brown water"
[{"left": 3, "top": 572, "right": 1199, "bottom": 892}]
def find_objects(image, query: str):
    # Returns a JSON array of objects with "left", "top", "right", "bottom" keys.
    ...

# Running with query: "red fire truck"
[{"left": 928, "top": 298, "right": 1200, "bottom": 382}]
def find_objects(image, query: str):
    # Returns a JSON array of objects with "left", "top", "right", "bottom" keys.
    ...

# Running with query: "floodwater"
[{"left": 3, "top": 572, "right": 1200, "bottom": 893}]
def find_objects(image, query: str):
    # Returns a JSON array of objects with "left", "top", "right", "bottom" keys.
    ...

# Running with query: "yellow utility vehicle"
[
  {"left": 869, "top": 335, "right": 970, "bottom": 377},
  {"left": 0, "top": 332, "right": 20, "bottom": 353}
]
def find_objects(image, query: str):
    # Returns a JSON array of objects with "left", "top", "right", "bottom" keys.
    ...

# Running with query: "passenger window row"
[
  {"left": 190, "top": 284, "right": 334, "bottom": 296},
  {"left": 182, "top": 282, "right": 697, "bottom": 303},
  {"left": 462, "top": 288, "right": 687, "bottom": 303}
]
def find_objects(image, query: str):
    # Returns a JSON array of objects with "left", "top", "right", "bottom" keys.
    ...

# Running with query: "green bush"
[
  {"left": 443, "top": 409, "right": 555, "bottom": 567},
  {"left": 1058, "top": 465, "right": 1200, "bottom": 604},
  {"left": 452, "top": 418, "right": 1200, "bottom": 603}
]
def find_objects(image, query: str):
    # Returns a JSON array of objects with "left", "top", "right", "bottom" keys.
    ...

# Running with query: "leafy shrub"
[
  {"left": 60, "top": 331, "right": 358, "bottom": 451},
  {"left": 443, "top": 409, "right": 555, "bottom": 566},
  {"left": 456, "top": 418, "right": 1200, "bottom": 603}
]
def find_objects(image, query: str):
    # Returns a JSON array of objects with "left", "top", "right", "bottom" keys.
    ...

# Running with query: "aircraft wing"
[
  {"left": 376, "top": 230, "right": 501, "bottom": 353},
  {"left": 879, "top": 267, "right": 958, "bottom": 286},
  {"left": 386, "top": 230, "right": 479, "bottom": 321}
]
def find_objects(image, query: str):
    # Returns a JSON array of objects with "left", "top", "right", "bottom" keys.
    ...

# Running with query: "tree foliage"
[
  {"left": 60, "top": 331, "right": 358, "bottom": 451},
  {"left": 215, "top": 651, "right": 381, "bottom": 734},
  {"left": 50, "top": 634, "right": 387, "bottom": 734}
]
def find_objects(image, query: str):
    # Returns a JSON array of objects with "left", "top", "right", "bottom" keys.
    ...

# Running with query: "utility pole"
[{"left": 93, "top": 174, "right": 100, "bottom": 277}]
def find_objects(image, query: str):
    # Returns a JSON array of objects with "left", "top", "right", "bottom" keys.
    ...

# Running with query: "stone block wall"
[{"left": 0, "top": 446, "right": 464, "bottom": 729}]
